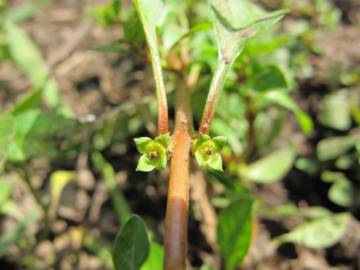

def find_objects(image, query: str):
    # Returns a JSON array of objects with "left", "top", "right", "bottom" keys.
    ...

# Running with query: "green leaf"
[
  {"left": 123, "top": 12, "right": 145, "bottom": 45},
  {"left": 210, "top": 0, "right": 287, "bottom": 62},
  {"left": 141, "top": 241, "right": 163, "bottom": 270},
  {"left": 12, "top": 89, "right": 42, "bottom": 115},
  {"left": 317, "top": 134, "right": 359, "bottom": 161},
  {"left": 50, "top": 170, "right": 75, "bottom": 214},
  {"left": 0, "top": 112, "right": 15, "bottom": 171},
  {"left": 251, "top": 65, "right": 288, "bottom": 92},
  {"left": 318, "top": 90, "right": 351, "bottom": 131},
  {"left": 136, "top": 155, "right": 155, "bottom": 172},
  {"left": 321, "top": 171, "right": 353, "bottom": 207},
  {"left": 113, "top": 215, "right": 150, "bottom": 270},
  {"left": 6, "top": 0, "right": 47, "bottom": 23},
  {"left": 134, "top": 137, "right": 152, "bottom": 154},
  {"left": 133, "top": 0, "right": 166, "bottom": 108},
  {"left": 5, "top": 21, "right": 48, "bottom": 88},
  {"left": 91, "top": 0, "right": 121, "bottom": 27},
  {"left": 263, "top": 91, "right": 313, "bottom": 135},
  {"left": 218, "top": 198, "right": 253, "bottom": 270},
  {"left": 239, "top": 145, "right": 296, "bottom": 183},
  {"left": 329, "top": 178, "right": 353, "bottom": 207},
  {"left": 7, "top": 110, "right": 75, "bottom": 161},
  {"left": 274, "top": 213, "right": 350, "bottom": 248}
]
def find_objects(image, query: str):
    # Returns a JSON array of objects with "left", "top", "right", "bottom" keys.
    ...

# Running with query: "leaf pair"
[{"left": 134, "top": 133, "right": 171, "bottom": 172}]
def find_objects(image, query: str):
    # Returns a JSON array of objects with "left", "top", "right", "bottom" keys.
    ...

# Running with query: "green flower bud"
[
  {"left": 134, "top": 133, "right": 171, "bottom": 172},
  {"left": 194, "top": 135, "right": 227, "bottom": 171}
]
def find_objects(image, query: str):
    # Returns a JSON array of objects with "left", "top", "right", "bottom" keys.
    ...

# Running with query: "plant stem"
[
  {"left": 164, "top": 80, "right": 193, "bottom": 270},
  {"left": 243, "top": 95, "right": 256, "bottom": 161},
  {"left": 149, "top": 42, "right": 169, "bottom": 135},
  {"left": 199, "top": 58, "right": 230, "bottom": 134}
]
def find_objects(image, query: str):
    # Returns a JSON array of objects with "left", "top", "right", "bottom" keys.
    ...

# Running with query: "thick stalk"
[
  {"left": 199, "top": 59, "right": 230, "bottom": 134},
  {"left": 164, "top": 81, "right": 192, "bottom": 270}
]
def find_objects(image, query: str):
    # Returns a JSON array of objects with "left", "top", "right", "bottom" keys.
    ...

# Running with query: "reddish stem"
[
  {"left": 199, "top": 60, "right": 230, "bottom": 134},
  {"left": 164, "top": 80, "right": 193, "bottom": 270},
  {"left": 158, "top": 95, "right": 169, "bottom": 134}
]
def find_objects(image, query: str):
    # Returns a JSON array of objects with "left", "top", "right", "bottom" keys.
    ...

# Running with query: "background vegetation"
[{"left": 0, "top": 0, "right": 359, "bottom": 269}]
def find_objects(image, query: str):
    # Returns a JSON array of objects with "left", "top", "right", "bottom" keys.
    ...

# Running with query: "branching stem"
[{"left": 164, "top": 80, "right": 193, "bottom": 270}]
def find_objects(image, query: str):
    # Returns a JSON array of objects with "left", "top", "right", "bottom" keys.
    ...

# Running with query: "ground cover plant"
[{"left": 0, "top": 0, "right": 359, "bottom": 269}]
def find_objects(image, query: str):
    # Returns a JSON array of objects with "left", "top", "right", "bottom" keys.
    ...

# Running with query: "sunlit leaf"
[
  {"left": 274, "top": 213, "right": 350, "bottom": 248},
  {"left": 50, "top": 170, "right": 75, "bottom": 216},
  {"left": 317, "top": 134, "right": 359, "bottom": 161},
  {"left": 264, "top": 91, "right": 313, "bottom": 135},
  {"left": 239, "top": 145, "right": 296, "bottom": 183},
  {"left": 6, "top": 0, "right": 47, "bottom": 23},
  {"left": 12, "top": 89, "right": 42, "bottom": 115},
  {"left": 210, "top": 0, "right": 287, "bottom": 62},
  {"left": 318, "top": 90, "right": 351, "bottom": 131},
  {"left": 113, "top": 215, "right": 150, "bottom": 270},
  {"left": 5, "top": 21, "right": 48, "bottom": 88},
  {"left": 141, "top": 241, "right": 163, "bottom": 270}
]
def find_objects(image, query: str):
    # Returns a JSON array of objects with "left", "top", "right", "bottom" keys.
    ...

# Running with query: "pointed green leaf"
[
  {"left": 210, "top": 0, "right": 287, "bottom": 61},
  {"left": 5, "top": 21, "right": 48, "bottom": 88},
  {"left": 264, "top": 91, "right": 313, "bottom": 135},
  {"left": 113, "top": 215, "right": 150, "bottom": 270},
  {"left": 133, "top": 0, "right": 166, "bottom": 109},
  {"left": 318, "top": 90, "right": 351, "bottom": 131},
  {"left": 240, "top": 145, "right": 296, "bottom": 183},
  {"left": 218, "top": 198, "right": 253, "bottom": 270},
  {"left": 134, "top": 137, "right": 152, "bottom": 154},
  {"left": 329, "top": 178, "right": 353, "bottom": 207},
  {"left": 274, "top": 213, "right": 350, "bottom": 248},
  {"left": 251, "top": 65, "right": 288, "bottom": 93},
  {"left": 136, "top": 155, "right": 155, "bottom": 172},
  {"left": 317, "top": 134, "right": 359, "bottom": 161}
]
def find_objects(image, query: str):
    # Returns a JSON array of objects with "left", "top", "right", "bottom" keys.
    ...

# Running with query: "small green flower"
[
  {"left": 193, "top": 134, "right": 227, "bottom": 171},
  {"left": 134, "top": 133, "right": 171, "bottom": 172}
]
